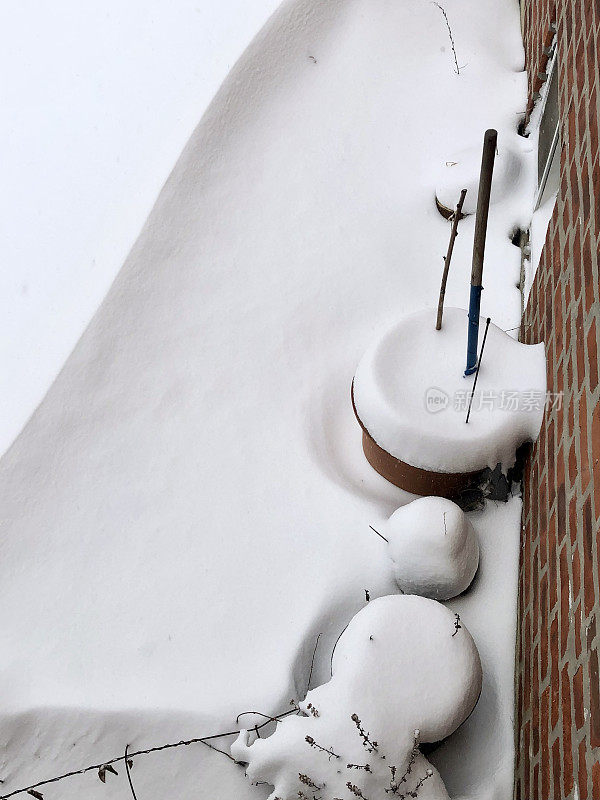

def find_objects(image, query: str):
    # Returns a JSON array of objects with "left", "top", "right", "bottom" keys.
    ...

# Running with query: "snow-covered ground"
[
  {"left": 0, "top": 1, "right": 535, "bottom": 799},
  {"left": 0, "top": 0, "right": 280, "bottom": 456}
]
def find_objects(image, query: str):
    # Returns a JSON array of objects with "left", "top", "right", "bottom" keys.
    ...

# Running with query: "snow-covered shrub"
[
  {"left": 232, "top": 595, "right": 482, "bottom": 800},
  {"left": 383, "top": 496, "right": 479, "bottom": 601}
]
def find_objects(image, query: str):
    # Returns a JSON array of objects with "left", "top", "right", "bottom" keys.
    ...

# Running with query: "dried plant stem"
[
  {"left": 305, "top": 736, "right": 340, "bottom": 761},
  {"left": 124, "top": 746, "right": 138, "bottom": 800},
  {"left": 351, "top": 714, "right": 378, "bottom": 753},
  {"left": 368, "top": 525, "right": 389, "bottom": 544},
  {"left": 307, "top": 633, "right": 322, "bottom": 692},
  {"left": 465, "top": 317, "right": 492, "bottom": 423},
  {"left": 432, "top": 3, "right": 460, "bottom": 74},
  {"left": 0, "top": 708, "right": 301, "bottom": 800},
  {"left": 436, "top": 188, "right": 467, "bottom": 330}
]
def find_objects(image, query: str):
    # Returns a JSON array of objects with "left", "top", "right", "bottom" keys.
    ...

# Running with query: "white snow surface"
[
  {"left": 384, "top": 497, "right": 479, "bottom": 601},
  {"left": 232, "top": 595, "right": 481, "bottom": 800},
  {"left": 353, "top": 307, "right": 546, "bottom": 473},
  {"left": 435, "top": 143, "right": 527, "bottom": 218},
  {"left": 0, "top": 0, "right": 281, "bottom": 457},
  {"left": 526, "top": 192, "right": 557, "bottom": 302},
  {"left": 0, "top": 1, "right": 532, "bottom": 799}
]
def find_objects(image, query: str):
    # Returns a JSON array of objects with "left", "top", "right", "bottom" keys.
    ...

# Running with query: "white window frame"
[{"left": 534, "top": 44, "right": 560, "bottom": 210}]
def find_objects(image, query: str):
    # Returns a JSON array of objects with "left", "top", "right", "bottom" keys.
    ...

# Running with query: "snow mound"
[
  {"left": 353, "top": 307, "right": 546, "bottom": 473},
  {"left": 435, "top": 141, "right": 525, "bottom": 216},
  {"left": 384, "top": 497, "right": 479, "bottom": 601},
  {"left": 232, "top": 595, "right": 482, "bottom": 800}
]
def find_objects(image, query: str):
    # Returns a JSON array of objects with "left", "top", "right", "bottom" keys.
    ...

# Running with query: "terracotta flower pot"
[
  {"left": 351, "top": 307, "right": 546, "bottom": 500},
  {"left": 351, "top": 380, "right": 484, "bottom": 499}
]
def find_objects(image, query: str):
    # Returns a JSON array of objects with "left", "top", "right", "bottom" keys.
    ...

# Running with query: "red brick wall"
[{"left": 516, "top": 1, "right": 600, "bottom": 799}]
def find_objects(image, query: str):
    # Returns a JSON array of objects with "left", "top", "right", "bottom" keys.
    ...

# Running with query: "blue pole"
[
  {"left": 465, "top": 285, "right": 483, "bottom": 375},
  {"left": 465, "top": 129, "right": 497, "bottom": 376}
]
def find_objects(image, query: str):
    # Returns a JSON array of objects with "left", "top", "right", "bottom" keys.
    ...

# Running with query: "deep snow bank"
[
  {"left": 0, "top": 1, "right": 531, "bottom": 799},
  {"left": 0, "top": 0, "right": 282, "bottom": 456}
]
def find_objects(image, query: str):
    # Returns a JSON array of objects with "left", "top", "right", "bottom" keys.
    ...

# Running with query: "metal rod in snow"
[
  {"left": 464, "top": 128, "right": 497, "bottom": 376},
  {"left": 436, "top": 188, "right": 467, "bottom": 331},
  {"left": 465, "top": 317, "right": 491, "bottom": 424}
]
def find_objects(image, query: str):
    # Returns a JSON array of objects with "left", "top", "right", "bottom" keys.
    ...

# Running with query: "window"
[
  {"left": 523, "top": 42, "right": 560, "bottom": 303},
  {"left": 535, "top": 48, "right": 560, "bottom": 209}
]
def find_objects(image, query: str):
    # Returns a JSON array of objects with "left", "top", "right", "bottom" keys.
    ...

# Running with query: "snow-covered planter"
[
  {"left": 383, "top": 497, "right": 479, "bottom": 601},
  {"left": 434, "top": 142, "right": 525, "bottom": 219},
  {"left": 232, "top": 595, "right": 482, "bottom": 800},
  {"left": 352, "top": 307, "right": 546, "bottom": 497}
]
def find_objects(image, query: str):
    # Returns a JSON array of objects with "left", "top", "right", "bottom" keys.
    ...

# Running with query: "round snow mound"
[
  {"left": 232, "top": 595, "right": 482, "bottom": 800},
  {"left": 435, "top": 142, "right": 524, "bottom": 216},
  {"left": 353, "top": 307, "right": 546, "bottom": 474},
  {"left": 384, "top": 496, "right": 479, "bottom": 600}
]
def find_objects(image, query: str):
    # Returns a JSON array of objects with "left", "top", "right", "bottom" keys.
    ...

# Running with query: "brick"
[
  {"left": 575, "top": 600, "right": 582, "bottom": 659},
  {"left": 524, "top": 610, "right": 532, "bottom": 708},
  {"left": 560, "top": 545, "right": 570, "bottom": 655},
  {"left": 533, "top": 642, "right": 540, "bottom": 755},
  {"left": 592, "top": 760, "right": 600, "bottom": 800},
  {"left": 562, "top": 662, "right": 574, "bottom": 795},
  {"left": 576, "top": 300, "right": 586, "bottom": 381},
  {"left": 591, "top": 399, "right": 600, "bottom": 482},
  {"left": 581, "top": 160, "right": 591, "bottom": 220},
  {"left": 569, "top": 436, "right": 578, "bottom": 487},
  {"left": 549, "top": 510, "right": 558, "bottom": 607},
  {"left": 587, "top": 316, "right": 598, "bottom": 391},
  {"left": 579, "top": 737, "right": 588, "bottom": 800},
  {"left": 583, "top": 495, "right": 595, "bottom": 617},
  {"left": 590, "top": 646, "right": 600, "bottom": 747},
  {"left": 574, "top": 664, "right": 585, "bottom": 729},
  {"left": 570, "top": 491, "right": 579, "bottom": 547},
  {"left": 552, "top": 737, "right": 561, "bottom": 794},
  {"left": 579, "top": 399, "right": 592, "bottom": 493},
  {"left": 541, "top": 570, "right": 550, "bottom": 680},
  {"left": 541, "top": 685, "right": 551, "bottom": 798},
  {"left": 582, "top": 226, "right": 596, "bottom": 313}
]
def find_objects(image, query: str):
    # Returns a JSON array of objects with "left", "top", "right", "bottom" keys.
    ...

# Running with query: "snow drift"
[{"left": 0, "top": 0, "right": 533, "bottom": 799}]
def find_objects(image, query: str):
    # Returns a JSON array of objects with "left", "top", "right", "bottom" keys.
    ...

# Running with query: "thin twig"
[
  {"left": 0, "top": 708, "right": 300, "bottom": 800},
  {"left": 305, "top": 736, "right": 340, "bottom": 761},
  {"left": 368, "top": 525, "right": 389, "bottom": 544},
  {"left": 236, "top": 709, "right": 292, "bottom": 726},
  {"left": 465, "top": 317, "right": 491, "bottom": 424},
  {"left": 330, "top": 623, "right": 350, "bottom": 676},
  {"left": 432, "top": 3, "right": 461, "bottom": 74},
  {"left": 436, "top": 189, "right": 467, "bottom": 330},
  {"left": 307, "top": 633, "right": 322, "bottom": 693},
  {"left": 199, "top": 740, "right": 241, "bottom": 763},
  {"left": 452, "top": 613, "right": 462, "bottom": 637},
  {"left": 124, "top": 746, "right": 138, "bottom": 800}
]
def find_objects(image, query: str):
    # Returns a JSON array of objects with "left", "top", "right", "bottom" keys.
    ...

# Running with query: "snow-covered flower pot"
[
  {"left": 383, "top": 497, "right": 480, "bottom": 600},
  {"left": 233, "top": 595, "right": 482, "bottom": 800},
  {"left": 352, "top": 307, "right": 546, "bottom": 498}
]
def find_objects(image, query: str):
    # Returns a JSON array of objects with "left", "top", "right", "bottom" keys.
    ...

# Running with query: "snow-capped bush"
[
  {"left": 232, "top": 595, "right": 482, "bottom": 800},
  {"left": 383, "top": 496, "right": 479, "bottom": 601}
]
